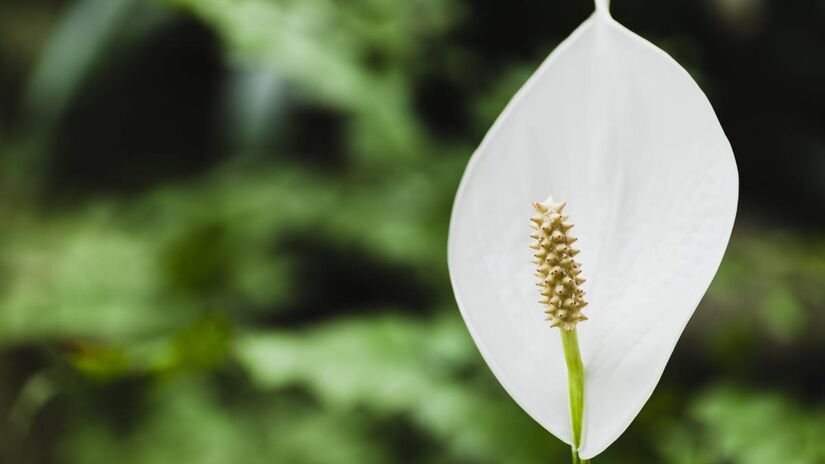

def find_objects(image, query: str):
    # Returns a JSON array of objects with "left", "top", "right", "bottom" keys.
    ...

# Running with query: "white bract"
[{"left": 447, "top": 0, "right": 738, "bottom": 459}]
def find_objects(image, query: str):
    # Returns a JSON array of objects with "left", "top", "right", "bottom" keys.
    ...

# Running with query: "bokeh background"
[{"left": 0, "top": 0, "right": 823, "bottom": 462}]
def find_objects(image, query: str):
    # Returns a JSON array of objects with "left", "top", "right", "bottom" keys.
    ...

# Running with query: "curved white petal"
[{"left": 447, "top": 11, "right": 738, "bottom": 459}]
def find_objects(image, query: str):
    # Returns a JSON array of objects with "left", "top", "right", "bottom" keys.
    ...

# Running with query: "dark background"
[{"left": 0, "top": 0, "right": 823, "bottom": 462}]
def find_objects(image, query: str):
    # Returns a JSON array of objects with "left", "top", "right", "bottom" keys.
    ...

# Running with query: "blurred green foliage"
[{"left": 0, "top": 0, "right": 823, "bottom": 462}]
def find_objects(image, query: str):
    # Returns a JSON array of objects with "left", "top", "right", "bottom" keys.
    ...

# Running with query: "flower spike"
[{"left": 530, "top": 197, "right": 587, "bottom": 330}]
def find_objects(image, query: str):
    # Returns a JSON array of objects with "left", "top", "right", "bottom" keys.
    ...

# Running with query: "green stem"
[{"left": 560, "top": 328, "right": 591, "bottom": 464}]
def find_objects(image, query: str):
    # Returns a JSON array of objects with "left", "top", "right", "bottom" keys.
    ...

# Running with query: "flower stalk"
[{"left": 561, "top": 328, "right": 589, "bottom": 464}]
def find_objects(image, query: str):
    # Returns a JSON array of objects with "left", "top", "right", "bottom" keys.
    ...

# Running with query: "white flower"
[{"left": 447, "top": 1, "right": 738, "bottom": 459}]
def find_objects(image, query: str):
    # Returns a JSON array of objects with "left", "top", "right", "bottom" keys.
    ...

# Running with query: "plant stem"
[
  {"left": 560, "top": 328, "right": 590, "bottom": 464},
  {"left": 570, "top": 447, "right": 580, "bottom": 464}
]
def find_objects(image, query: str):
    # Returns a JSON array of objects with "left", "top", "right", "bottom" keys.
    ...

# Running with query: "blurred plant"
[
  {"left": 163, "top": 0, "right": 459, "bottom": 168},
  {"left": 658, "top": 385, "right": 825, "bottom": 464}
]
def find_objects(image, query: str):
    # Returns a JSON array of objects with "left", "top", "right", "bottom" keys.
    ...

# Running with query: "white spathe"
[{"left": 446, "top": 3, "right": 738, "bottom": 460}]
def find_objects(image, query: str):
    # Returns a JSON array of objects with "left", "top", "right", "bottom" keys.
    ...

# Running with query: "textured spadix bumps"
[{"left": 530, "top": 198, "right": 587, "bottom": 330}]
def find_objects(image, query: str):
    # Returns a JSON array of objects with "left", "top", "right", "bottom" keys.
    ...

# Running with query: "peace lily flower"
[{"left": 447, "top": 0, "right": 738, "bottom": 461}]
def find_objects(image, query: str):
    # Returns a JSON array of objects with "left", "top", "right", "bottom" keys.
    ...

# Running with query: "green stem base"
[{"left": 560, "top": 328, "right": 590, "bottom": 464}]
